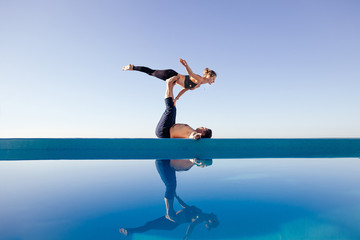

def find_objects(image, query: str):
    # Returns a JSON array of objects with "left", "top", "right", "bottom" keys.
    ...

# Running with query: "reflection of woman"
[
  {"left": 119, "top": 194, "right": 219, "bottom": 240},
  {"left": 175, "top": 194, "right": 219, "bottom": 240}
]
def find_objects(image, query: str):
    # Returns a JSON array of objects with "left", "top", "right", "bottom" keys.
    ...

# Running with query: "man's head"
[
  {"left": 194, "top": 159, "right": 213, "bottom": 168},
  {"left": 196, "top": 127, "right": 212, "bottom": 138}
]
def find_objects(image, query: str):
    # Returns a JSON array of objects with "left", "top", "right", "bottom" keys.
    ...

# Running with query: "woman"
[{"left": 122, "top": 58, "right": 217, "bottom": 104}]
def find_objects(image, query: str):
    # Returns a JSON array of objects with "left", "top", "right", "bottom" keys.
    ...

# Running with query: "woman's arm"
[
  {"left": 183, "top": 216, "right": 204, "bottom": 240},
  {"left": 175, "top": 194, "right": 189, "bottom": 208},
  {"left": 179, "top": 59, "right": 203, "bottom": 84},
  {"left": 174, "top": 88, "right": 188, "bottom": 103},
  {"left": 179, "top": 59, "right": 194, "bottom": 75}
]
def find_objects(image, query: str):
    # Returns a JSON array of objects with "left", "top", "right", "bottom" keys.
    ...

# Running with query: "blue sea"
[{"left": 1, "top": 158, "right": 359, "bottom": 240}]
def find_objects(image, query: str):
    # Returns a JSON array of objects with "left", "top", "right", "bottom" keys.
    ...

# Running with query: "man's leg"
[
  {"left": 165, "top": 76, "right": 177, "bottom": 98},
  {"left": 155, "top": 79, "right": 177, "bottom": 138},
  {"left": 156, "top": 160, "right": 177, "bottom": 222},
  {"left": 156, "top": 160, "right": 177, "bottom": 200}
]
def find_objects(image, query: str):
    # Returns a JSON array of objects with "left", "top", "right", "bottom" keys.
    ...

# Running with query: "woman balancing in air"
[{"left": 122, "top": 58, "right": 217, "bottom": 104}]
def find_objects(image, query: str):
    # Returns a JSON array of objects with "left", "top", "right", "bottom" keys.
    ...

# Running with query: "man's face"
[{"left": 196, "top": 127, "right": 207, "bottom": 135}]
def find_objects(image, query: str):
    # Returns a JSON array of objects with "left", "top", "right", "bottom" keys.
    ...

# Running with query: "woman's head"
[
  {"left": 203, "top": 68, "right": 217, "bottom": 85},
  {"left": 205, "top": 213, "right": 219, "bottom": 230}
]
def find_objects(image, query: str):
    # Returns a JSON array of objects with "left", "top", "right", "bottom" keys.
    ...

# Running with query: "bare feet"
[
  {"left": 166, "top": 75, "right": 179, "bottom": 85},
  {"left": 119, "top": 228, "right": 132, "bottom": 239},
  {"left": 122, "top": 64, "right": 134, "bottom": 71},
  {"left": 165, "top": 211, "right": 177, "bottom": 222},
  {"left": 119, "top": 228, "right": 128, "bottom": 235}
]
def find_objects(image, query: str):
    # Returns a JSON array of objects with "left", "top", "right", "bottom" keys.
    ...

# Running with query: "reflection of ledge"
[{"left": 1, "top": 138, "right": 360, "bottom": 160}]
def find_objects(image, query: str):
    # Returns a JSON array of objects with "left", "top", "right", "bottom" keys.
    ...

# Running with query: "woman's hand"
[{"left": 179, "top": 58, "right": 188, "bottom": 67}]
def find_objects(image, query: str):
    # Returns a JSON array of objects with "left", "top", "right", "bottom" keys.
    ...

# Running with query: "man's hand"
[
  {"left": 193, "top": 133, "right": 201, "bottom": 140},
  {"left": 189, "top": 132, "right": 201, "bottom": 140}
]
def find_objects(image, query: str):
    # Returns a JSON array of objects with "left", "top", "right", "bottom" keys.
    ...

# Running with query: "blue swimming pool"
[{"left": 1, "top": 158, "right": 359, "bottom": 240}]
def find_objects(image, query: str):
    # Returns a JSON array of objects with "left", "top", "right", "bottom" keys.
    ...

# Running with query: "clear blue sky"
[{"left": 1, "top": 0, "right": 359, "bottom": 138}]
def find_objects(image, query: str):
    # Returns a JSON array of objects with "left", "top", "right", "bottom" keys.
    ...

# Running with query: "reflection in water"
[
  {"left": 1, "top": 159, "right": 360, "bottom": 239},
  {"left": 119, "top": 159, "right": 218, "bottom": 239}
]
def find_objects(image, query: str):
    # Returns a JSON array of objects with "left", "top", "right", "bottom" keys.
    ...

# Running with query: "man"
[
  {"left": 155, "top": 76, "right": 212, "bottom": 140},
  {"left": 154, "top": 76, "right": 212, "bottom": 222}
]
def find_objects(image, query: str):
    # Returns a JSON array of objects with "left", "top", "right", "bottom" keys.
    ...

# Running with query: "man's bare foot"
[
  {"left": 166, "top": 75, "right": 179, "bottom": 84},
  {"left": 122, "top": 64, "right": 134, "bottom": 71},
  {"left": 165, "top": 212, "right": 177, "bottom": 222}
]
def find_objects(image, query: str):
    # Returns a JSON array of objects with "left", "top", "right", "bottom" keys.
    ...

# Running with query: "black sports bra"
[{"left": 184, "top": 75, "right": 197, "bottom": 89}]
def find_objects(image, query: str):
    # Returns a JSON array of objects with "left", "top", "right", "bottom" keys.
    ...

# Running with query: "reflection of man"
[
  {"left": 155, "top": 77, "right": 212, "bottom": 139},
  {"left": 156, "top": 159, "right": 212, "bottom": 222}
]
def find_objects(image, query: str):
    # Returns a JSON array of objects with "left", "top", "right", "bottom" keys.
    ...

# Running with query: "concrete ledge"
[{"left": 1, "top": 138, "right": 360, "bottom": 160}]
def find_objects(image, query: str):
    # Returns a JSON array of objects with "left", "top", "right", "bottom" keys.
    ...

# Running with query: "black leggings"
[
  {"left": 133, "top": 66, "right": 178, "bottom": 81},
  {"left": 155, "top": 97, "right": 176, "bottom": 138},
  {"left": 126, "top": 216, "right": 178, "bottom": 234}
]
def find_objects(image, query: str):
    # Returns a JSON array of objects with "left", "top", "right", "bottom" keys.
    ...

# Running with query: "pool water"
[{"left": 1, "top": 158, "right": 359, "bottom": 240}]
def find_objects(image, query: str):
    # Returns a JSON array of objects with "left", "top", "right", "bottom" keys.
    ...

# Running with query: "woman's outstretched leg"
[
  {"left": 119, "top": 216, "right": 178, "bottom": 237},
  {"left": 123, "top": 64, "right": 178, "bottom": 81}
]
